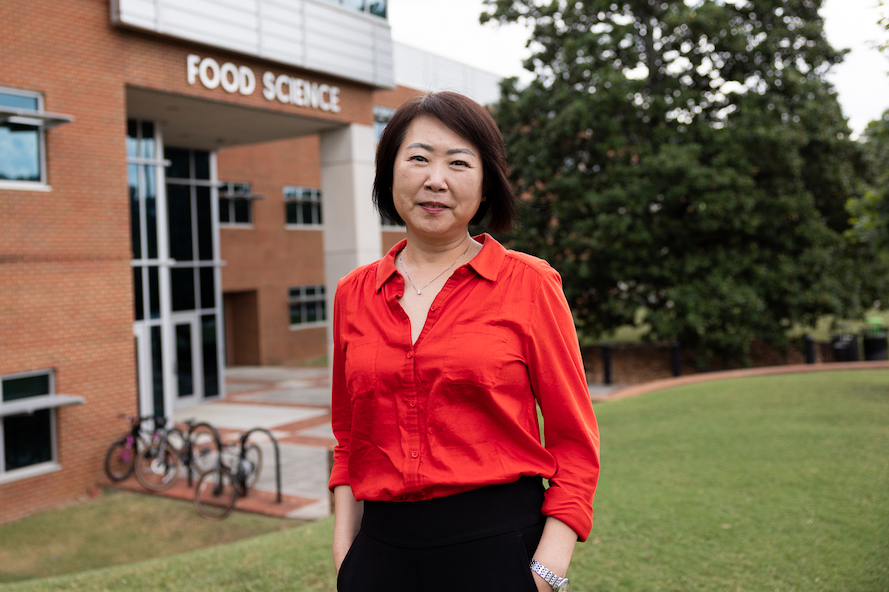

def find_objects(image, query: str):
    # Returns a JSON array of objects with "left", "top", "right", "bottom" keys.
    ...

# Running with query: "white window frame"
[
  {"left": 0, "top": 86, "right": 73, "bottom": 192},
  {"left": 288, "top": 284, "right": 328, "bottom": 330},
  {"left": 0, "top": 369, "right": 84, "bottom": 484},
  {"left": 284, "top": 186, "right": 324, "bottom": 229}
]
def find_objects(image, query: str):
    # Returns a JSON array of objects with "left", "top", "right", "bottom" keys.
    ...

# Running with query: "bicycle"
[
  {"left": 176, "top": 419, "right": 223, "bottom": 484},
  {"left": 133, "top": 416, "right": 183, "bottom": 491},
  {"left": 193, "top": 433, "right": 263, "bottom": 519},
  {"left": 104, "top": 415, "right": 165, "bottom": 482}
]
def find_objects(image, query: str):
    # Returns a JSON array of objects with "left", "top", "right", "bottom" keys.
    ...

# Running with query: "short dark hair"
[{"left": 373, "top": 91, "right": 517, "bottom": 234}]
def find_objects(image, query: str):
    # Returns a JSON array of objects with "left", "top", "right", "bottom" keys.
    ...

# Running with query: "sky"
[{"left": 388, "top": 0, "right": 889, "bottom": 137}]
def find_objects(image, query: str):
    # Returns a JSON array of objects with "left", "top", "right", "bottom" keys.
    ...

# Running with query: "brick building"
[{"left": 0, "top": 0, "right": 499, "bottom": 523}]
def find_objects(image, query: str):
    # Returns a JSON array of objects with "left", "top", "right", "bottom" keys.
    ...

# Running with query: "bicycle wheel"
[
  {"left": 242, "top": 443, "right": 263, "bottom": 490},
  {"left": 194, "top": 467, "right": 237, "bottom": 519},
  {"left": 104, "top": 437, "right": 135, "bottom": 482},
  {"left": 190, "top": 425, "right": 221, "bottom": 475},
  {"left": 135, "top": 442, "right": 181, "bottom": 491}
]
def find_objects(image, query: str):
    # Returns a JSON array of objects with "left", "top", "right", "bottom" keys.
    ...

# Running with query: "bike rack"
[{"left": 241, "top": 427, "right": 283, "bottom": 503}]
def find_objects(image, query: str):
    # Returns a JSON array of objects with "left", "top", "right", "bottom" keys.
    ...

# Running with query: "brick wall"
[{"left": 0, "top": 0, "right": 135, "bottom": 524}]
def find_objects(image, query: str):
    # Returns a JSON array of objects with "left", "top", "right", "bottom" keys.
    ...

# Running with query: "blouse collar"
[{"left": 375, "top": 233, "right": 506, "bottom": 293}]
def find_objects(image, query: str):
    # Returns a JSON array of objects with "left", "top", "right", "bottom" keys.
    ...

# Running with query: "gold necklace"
[{"left": 399, "top": 242, "right": 471, "bottom": 295}]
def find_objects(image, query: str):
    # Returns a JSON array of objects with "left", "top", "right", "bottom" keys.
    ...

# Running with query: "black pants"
[{"left": 337, "top": 476, "right": 546, "bottom": 592}]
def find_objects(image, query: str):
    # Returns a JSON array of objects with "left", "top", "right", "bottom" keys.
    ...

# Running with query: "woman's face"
[{"left": 392, "top": 115, "right": 484, "bottom": 244}]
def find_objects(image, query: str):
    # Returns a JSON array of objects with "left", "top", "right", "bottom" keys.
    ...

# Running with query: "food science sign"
[{"left": 186, "top": 54, "right": 341, "bottom": 113}]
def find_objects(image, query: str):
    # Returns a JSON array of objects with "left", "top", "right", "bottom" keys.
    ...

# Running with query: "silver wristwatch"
[{"left": 530, "top": 559, "right": 570, "bottom": 591}]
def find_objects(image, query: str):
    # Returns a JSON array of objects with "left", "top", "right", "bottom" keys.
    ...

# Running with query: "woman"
[{"left": 329, "top": 91, "right": 599, "bottom": 592}]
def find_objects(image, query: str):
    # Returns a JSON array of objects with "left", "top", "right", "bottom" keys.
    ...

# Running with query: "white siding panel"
[
  {"left": 119, "top": 12, "right": 157, "bottom": 29},
  {"left": 262, "top": 2, "right": 303, "bottom": 27},
  {"left": 305, "top": 16, "right": 373, "bottom": 47},
  {"left": 209, "top": 0, "right": 258, "bottom": 12},
  {"left": 112, "top": 0, "right": 394, "bottom": 87},
  {"left": 261, "top": 36, "right": 305, "bottom": 64},
  {"left": 162, "top": 4, "right": 258, "bottom": 43},
  {"left": 261, "top": 19, "right": 304, "bottom": 41},
  {"left": 162, "top": 21, "right": 258, "bottom": 55},
  {"left": 161, "top": 0, "right": 257, "bottom": 28},
  {"left": 119, "top": 0, "right": 157, "bottom": 22}
]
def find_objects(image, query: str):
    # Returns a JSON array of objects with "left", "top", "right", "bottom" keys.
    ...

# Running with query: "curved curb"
[{"left": 591, "top": 360, "right": 889, "bottom": 402}]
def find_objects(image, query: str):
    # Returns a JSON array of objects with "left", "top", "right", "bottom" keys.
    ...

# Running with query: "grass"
[
  {"left": 1, "top": 369, "right": 887, "bottom": 591},
  {"left": 0, "top": 489, "right": 305, "bottom": 585}
]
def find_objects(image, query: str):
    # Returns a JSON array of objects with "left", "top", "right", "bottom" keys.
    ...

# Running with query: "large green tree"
[{"left": 483, "top": 0, "right": 887, "bottom": 365}]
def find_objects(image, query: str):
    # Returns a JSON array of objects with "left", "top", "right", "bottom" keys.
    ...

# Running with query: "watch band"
[{"left": 530, "top": 558, "right": 570, "bottom": 591}]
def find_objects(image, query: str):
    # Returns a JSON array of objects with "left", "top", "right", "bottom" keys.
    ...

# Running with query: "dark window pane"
[
  {"left": 233, "top": 198, "right": 250, "bottom": 223},
  {"left": 316, "top": 202, "right": 323, "bottom": 225},
  {"left": 368, "top": 0, "right": 386, "bottom": 19},
  {"left": 306, "top": 301, "right": 318, "bottom": 323},
  {"left": 167, "top": 184, "right": 194, "bottom": 261},
  {"left": 219, "top": 198, "right": 231, "bottom": 223},
  {"left": 145, "top": 166, "right": 158, "bottom": 259},
  {"left": 201, "top": 315, "right": 219, "bottom": 397},
  {"left": 196, "top": 186, "right": 213, "bottom": 261},
  {"left": 200, "top": 267, "right": 215, "bottom": 309},
  {"left": 175, "top": 323, "right": 194, "bottom": 398},
  {"left": 133, "top": 267, "right": 144, "bottom": 321},
  {"left": 150, "top": 326, "right": 164, "bottom": 417},
  {"left": 320, "top": 299, "right": 327, "bottom": 321},
  {"left": 2, "top": 374, "right": 50, "bottom": 402},
  {"left": 193, "top": 150, "right": 210, "bottom": 180},
  {"left": 128, "top": 164, "right": 141, "bottom": 259},
  {"left": 165, "top": 148, "right": 190, "bottom": 179},
  {"left": 126, "top": 119, "right": 139, "bottom": 159},
  {"left": 148, "top": 266, "right": 161, "bottom": 319},
  {"left": 140, "top": 121, "right": 155, "bottom": 159},
  {"left": 171, "top": 267, "right": 196, "bottom": 312},
  {"left": 301, "top": 202, "right": 313, "bottom": 225},
  {"left": 285, "top": 202, "right": 297, "bottom": 224},
  {"left": 0, "top": 125, "right": 40, "bottom": 181},
  {"left": 4, "top": 410, "right": 52, "bottom": 470},
  {"left": 290, "top": 303, "right": 301, "bottom": 325}
]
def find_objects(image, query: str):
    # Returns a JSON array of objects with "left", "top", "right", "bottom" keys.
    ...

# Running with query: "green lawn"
[{"left": 2, "top": 370, "right": 886, "bottom": 591}]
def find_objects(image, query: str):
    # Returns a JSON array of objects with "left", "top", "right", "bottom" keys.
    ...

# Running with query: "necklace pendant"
[{"left": 416, "top": 289, "right": 422, "bottom": 295}]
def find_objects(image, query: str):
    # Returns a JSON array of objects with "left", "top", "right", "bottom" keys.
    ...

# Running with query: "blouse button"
[
  {"left": 407, "top": 352, "right": 413, "bottom": 359},
  {"left": 411, "top": 451, "right": 418, "bottom": 458},
  {"left": 409, "top": 399, "right": 416, "bottom": 407}
]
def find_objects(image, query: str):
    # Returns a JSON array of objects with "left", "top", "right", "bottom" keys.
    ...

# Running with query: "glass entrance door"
[
  {"left": 173, "top": 315, "right": 200, "bottom": 406},
  {"left": 128, "top": 120, "right": 224, "bottom": 417}
]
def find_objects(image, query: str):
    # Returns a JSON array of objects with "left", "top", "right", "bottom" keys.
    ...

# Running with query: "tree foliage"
[
  {"left": 847, "top": 110, "right": 889, "bottom": 259},
  {"left": 483, "top": 0, "right": 887, "bottom": 365}
]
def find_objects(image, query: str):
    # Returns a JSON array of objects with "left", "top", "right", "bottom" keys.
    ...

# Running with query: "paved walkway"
[{"left": 116, "top": 360, "right": 885, "bottom": 521}]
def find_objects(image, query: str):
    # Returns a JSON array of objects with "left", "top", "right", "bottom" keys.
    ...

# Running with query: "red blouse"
[{"left": 328, "top": 234, "right": 600, "bottom": 540}]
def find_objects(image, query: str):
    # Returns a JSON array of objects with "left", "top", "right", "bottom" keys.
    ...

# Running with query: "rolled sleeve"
[{"left": 527, "top": 268, "right": 600, "bottom": 540}]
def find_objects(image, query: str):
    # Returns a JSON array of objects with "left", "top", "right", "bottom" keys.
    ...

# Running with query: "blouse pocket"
[
  {"left": 344, "top": 336, "right": 378, "bottom": 400},
  {"left": 442, "top": 324, "right": 512, "bottom": 389}
]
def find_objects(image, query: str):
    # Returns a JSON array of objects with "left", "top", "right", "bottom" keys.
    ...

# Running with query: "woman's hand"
[
  {"left": 530, "top": 516, "right": 577, "bottom": 591},
  {"left": 332, "top": 485, "right": 364, "bottom": 574}
]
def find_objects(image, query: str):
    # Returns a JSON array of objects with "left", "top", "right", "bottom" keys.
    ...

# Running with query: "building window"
[
  {"left": 374, "top": 106, "right": 395, "bottom": 141},
  {"left": 284, "top": 186, "right": 323, "bottom": 226},
  {"left": 0, "top": 370, "right": 82, "bottom": 481},
  {"left": 323, "top": 0, "right": 387, "bottom": 18},
  {"left": 0, "top": 88, "right": 71, "bottom": 189},
  {"left": 219, "top": 181, "right": 260, "bottom": 226},
  {"left": 289, "top": 285, "right": 327, "bottom": 327}
]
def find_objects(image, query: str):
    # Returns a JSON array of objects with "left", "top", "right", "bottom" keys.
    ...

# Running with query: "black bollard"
[
  {"left": 671, "top": 341, "right": 682, "bottom": 377},
  {"left": 602, "top": 343, "right": 612, "bottom": 385},
  {"left": 804, "top": 334, "right": 815, "bottom": 364}
]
